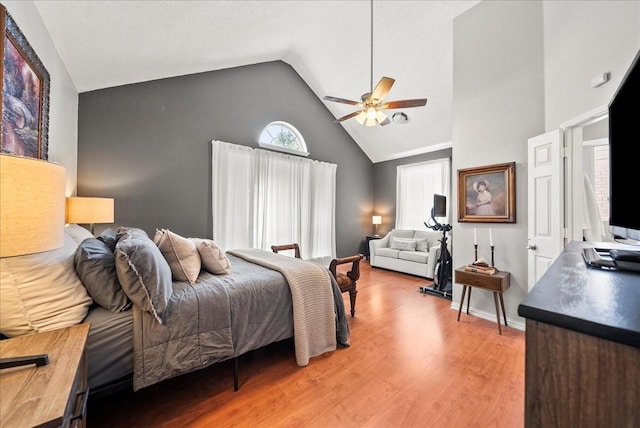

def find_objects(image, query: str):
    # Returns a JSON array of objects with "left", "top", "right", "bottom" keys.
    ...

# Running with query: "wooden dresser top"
[{"left": 0, "top": 323, "right": 90, "bottom": 428}]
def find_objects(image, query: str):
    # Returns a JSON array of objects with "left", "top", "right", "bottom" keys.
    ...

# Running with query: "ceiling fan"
[{"left": 323, "top": 0, "right": 428, "bottom": 127}]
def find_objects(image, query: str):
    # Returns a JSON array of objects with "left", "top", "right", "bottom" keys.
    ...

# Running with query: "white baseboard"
[{"left": 449, "top": 301, "right": 525, "bottom": 331}]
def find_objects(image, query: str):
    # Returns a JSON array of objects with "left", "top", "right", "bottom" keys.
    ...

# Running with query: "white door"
[{"left": 527, "top": 129, "right": 565, "bottom": 291}]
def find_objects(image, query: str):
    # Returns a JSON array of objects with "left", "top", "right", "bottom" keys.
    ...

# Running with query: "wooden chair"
[
  {"left": 329, "top": 254, "right": 364, "bottom": 317},
  {"left": 271, "top": 244, "right": 364, "bottom": 317},
  {"left": 270, "top": 243, "right": 301, "bottom": 259}
]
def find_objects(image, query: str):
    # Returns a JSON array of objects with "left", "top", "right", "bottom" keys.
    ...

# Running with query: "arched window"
[{"left": 258, "top": 121, "right": 309, "bottom": 157}]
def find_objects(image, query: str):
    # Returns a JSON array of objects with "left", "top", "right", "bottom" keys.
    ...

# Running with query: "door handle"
[{"left": 527, "top": 244, "right": 537, "bottom": 250}]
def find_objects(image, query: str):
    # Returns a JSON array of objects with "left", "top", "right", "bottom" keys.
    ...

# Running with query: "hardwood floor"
[{"left": 88, "top": 262, "right": 525, "bottom": 427}]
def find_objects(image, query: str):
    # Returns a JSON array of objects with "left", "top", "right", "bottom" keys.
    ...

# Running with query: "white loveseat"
[{"left": 369, "top": 229, "right": 451, "bottom": 279}]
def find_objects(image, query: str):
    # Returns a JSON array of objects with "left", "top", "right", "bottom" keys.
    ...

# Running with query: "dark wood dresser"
[{"left": 518, "top": 241, "right": 640, "bottom": 427}]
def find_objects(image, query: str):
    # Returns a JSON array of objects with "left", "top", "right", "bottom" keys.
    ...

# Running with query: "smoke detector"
[{"left": 392, "top": 112, "right": 409, "bottom": 124}]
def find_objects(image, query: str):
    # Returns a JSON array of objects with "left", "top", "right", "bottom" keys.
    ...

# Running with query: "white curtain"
[
  {"left": 396, "top": 158, "right": 451, "bottom": 230},
  {"left": 211, "top": 141, "right": 254, "bottom": 252},
  {"left": 211, "top": 140, "right": 336, "bottom": 263}
]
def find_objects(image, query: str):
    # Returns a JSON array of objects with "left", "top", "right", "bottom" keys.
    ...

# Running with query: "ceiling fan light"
[
  {"left": 366, "top": 107, "right": 377, "bottom": 121},
  {"left": 355, "top": 111, "right": 367, "bottom": 124},
  {"left": 376, "top": 109, "right": 387, "bottom": 123},
  {"left": 365, "top": 118, "right": 377, "bottom": 127}
]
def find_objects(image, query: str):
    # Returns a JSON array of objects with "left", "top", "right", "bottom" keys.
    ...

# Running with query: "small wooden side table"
[
  {"left": 454, "top": 267, "right": 511, "bottom": 334},
  {"left": 0, "top": 323, "right": 90, "bottom": 427}
]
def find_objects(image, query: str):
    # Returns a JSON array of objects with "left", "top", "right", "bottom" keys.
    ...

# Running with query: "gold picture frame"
[
  {"left": 458, "top": 162, "right": 516, "bottom": 223},
  {"left": 1, "top": 5, "right": 50, "bottom": 160}
]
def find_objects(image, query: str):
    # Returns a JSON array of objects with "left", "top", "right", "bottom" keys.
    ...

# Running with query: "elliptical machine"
[{"left": 420, "top": 206, "right": 453, "bottom": 300}]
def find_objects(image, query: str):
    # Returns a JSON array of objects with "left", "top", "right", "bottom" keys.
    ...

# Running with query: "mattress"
[{"left": 83, "top": 305, "right": 133, "bottom": 390}]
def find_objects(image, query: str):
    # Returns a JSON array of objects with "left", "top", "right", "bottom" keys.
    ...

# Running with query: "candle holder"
[
  {"left": 490, "top": 245, "right": 495, "bottom": 267},
  {"left": 474, "top": 244, "right": 478, "bottom": 262}
]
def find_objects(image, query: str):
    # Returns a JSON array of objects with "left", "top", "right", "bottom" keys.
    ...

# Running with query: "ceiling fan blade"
[
  {"left": 323, "top": 96, "right": 361, "bottom": 106},
  {"left": 334, "top": 110, "right": 363, "bottom": 123},
  {"left": 370, "top": 76, "right": 395, "bottom": 102},
  {"left": 380, "top": 98, "right": 428, "bottom": 109}
]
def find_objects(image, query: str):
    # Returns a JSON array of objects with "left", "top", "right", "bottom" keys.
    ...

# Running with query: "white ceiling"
[{"left": 34, "top": 0, "right": 480, "bottom": 163}]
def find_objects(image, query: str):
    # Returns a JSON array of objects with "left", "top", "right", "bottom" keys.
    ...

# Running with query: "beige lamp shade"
[
  {"left": 0, "top": 154, "right": 67, "bottom": 257},
  {"left": 372, "top": 215, "right": 382, "bottom": 236},
  {"left": 66, "top": 197, "right": 114, "bottom": 233}
]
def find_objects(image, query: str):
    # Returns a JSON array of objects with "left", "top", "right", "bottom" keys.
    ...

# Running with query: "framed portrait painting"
[
  {"left": 458, "top": 162, "right": 516, "bottom": 223},
  {"left": 0, "top": 5, "right": 50, "bottom": 160}
]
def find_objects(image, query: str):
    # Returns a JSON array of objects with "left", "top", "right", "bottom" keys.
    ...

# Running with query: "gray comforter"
[{"left": 132, "top": 254, "right": 349, "bottom": 391}]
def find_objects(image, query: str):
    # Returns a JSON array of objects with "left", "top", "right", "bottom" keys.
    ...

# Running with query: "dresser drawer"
[{"left": 455, "top": 269, "right": 510, "bottom": 292}]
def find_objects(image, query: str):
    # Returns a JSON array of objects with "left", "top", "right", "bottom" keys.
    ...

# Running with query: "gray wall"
[
  {"left": 78, "top": 61, "right": 372, "bottom": 257},
  {"left": 453, "top": 0, "right": 545, "bottom": 325},
  {"left": 372, "top": 148, "right": 452, "bottom": 237}
]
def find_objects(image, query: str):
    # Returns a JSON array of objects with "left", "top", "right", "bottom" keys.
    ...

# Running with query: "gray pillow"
[
  {"left": 115, "top": 232, "right": 172, "bottom": 324},
  {"left": 97, "top": 228, "right": 118, "bottom": 252},
  {"left": 116, "top": 226, "right": 149, "bottom": 242},
  {"left": 75, "top": 238, "right": 131, "bottom": 313}
]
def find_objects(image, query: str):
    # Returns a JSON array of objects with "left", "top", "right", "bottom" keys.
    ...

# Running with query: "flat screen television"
[
  {"left": 433, "top": 194, "right": 446, "bottom": 218},
  {"left": 608, "top": 48, "right": 640, "bottom": 244}
]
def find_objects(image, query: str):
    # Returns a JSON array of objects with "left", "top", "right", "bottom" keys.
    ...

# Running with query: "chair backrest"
[{"left": 271, "top": 243, "right": 301, "bottom": 259}]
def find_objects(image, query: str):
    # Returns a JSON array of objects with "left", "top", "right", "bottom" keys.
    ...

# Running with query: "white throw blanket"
[{"left": 228, "top": 249, "right": 337, "bottom": 366}]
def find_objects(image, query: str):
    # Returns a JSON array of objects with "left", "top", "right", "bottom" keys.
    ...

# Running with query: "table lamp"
[
  {"left": 372, "top": 215, "right": 382, "bottom": 236},
  {"left": 66, "top": 197, "right": 114, "bottom": 235},
  {"left": 0, "top": 154, "right": 66, "bottom": 257},
  {"left": 0, "top": 154, "right": 67, "bottom": 368}
]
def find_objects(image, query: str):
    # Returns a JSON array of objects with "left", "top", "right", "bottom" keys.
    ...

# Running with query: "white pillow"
[
  {"left": 0, "top": 232, "right": 93, "bottom": 338},
  {"left": 416, "top": 238, "right": 430, "bottom": 252},
  {"left": 64, "top": 223, "right": 95, "bottom": 244},
  {"left": 390, "top": 237, "right": 417, "bottom": 251}
]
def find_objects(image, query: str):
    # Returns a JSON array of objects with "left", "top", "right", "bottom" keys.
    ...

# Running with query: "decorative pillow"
[
  {"left": 390, "top": 237, "right": 417, "bottom": 251},
  {"left": 416, "top": 238, "right": 430, "bottom": 252},
  {"left": 0, "top": 232, "right": 93, "bottom": 338},
  {"left": 191, "top": 238, "right": 231, "bottom": 275},
  {"left": 74, "top": 238, "right": 131, "bottom": 313},
  {"left": 115, "top": 231, "right": 172, "bottom": 324},
  {"left": 153, "top": 229, "right": 201, "bottom": 284},
  {"left": 97, "top": 228, "right": 118, "bottom": 252}
]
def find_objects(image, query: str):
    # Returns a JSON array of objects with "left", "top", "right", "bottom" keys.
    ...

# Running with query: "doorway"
[
  {"left": 563, "top": 105, "right": 609, "bottom": 243},
  {"left": 527, "top": 105, "right": 610, "bottom": 290}
]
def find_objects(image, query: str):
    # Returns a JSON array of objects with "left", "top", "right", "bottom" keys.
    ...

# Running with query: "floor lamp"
[{"left": 0, "top": 154, "right": 67, "bottom": 368}]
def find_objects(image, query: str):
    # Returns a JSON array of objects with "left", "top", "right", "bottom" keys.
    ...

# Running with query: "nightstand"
[
  {"left": 454, "top": 267, "right": 510, "bottom": 334},
  {"left": 365, "top": 235, "right": 382, "bottom": 260},
  {"left": 0, "top": 323, "right": 90, "bottom": 427}
]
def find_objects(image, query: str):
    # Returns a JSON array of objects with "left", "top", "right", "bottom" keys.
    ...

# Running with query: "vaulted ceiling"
[{"left": 34, "top": 0, "right": 480, "bottom": 163}]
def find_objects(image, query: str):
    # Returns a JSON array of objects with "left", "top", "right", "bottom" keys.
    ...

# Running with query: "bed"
[{"left": 0, "top": 224, "right": 350, "bottom": 397}]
